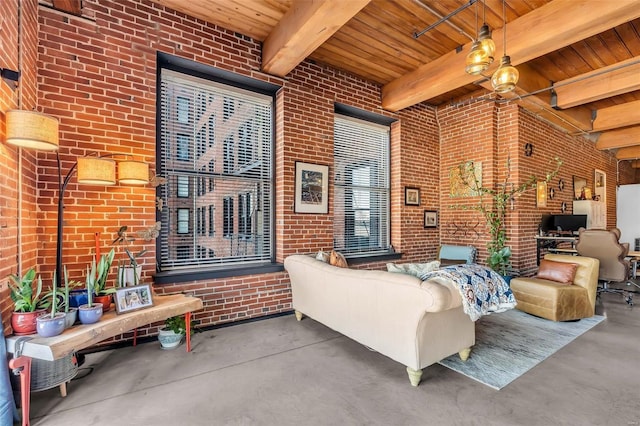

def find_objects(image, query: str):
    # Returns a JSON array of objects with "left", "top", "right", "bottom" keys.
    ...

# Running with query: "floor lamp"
[{"left": 5, "top": 110, "right": 149, "bottom": 283}]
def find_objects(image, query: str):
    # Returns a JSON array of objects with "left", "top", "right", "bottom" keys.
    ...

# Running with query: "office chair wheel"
[{"left": 624, "top": 293, "right": 633, "bottom": 306}]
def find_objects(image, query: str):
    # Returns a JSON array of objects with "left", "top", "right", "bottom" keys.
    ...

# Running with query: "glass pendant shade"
[
  {"left": 77, "top": 157, "right": 116, "bottom": 185},
  {"left": 491, "top": 55, "right": 519, "bottom": 93},
  {"left": 118, "top": 160, "right": 149, "bottom": 185},
  {"left": 477, "top": 24, "right": 495, "bottom": 63},
  {"left": 465, "top": 41, "right": 490, "bottom": 75},
  {"left": 5, "top": 110, "right": 59, "bottom": 151}
]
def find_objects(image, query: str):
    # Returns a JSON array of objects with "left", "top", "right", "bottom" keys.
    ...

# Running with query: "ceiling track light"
[{"left": 491, "top": 0, "right": 519, "bottom": 93}]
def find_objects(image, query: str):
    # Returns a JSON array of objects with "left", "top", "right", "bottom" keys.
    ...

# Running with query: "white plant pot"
[
  {"left": 158, "top": 327, "right": 184, "bottom": 350},
  {"left": 118, "top": 266, "right": 142, "bottom": 286}
]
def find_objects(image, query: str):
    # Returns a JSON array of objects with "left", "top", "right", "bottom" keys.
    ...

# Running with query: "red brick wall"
[{"left": 1, "top": 0, "right": 40, "bottom": 332}]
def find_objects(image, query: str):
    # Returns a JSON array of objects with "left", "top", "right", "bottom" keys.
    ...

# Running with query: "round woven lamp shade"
[
  {"left": 77, "top": 157, "right": 116, "bottom": 185},
  {"left": 6, "top": 110, "right": 59, "bottom": 151},
  {"left": 118, "top": 160, "right": 149, "bottom": 185}
]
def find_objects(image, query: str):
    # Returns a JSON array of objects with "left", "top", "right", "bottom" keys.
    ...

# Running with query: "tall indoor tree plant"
[{"left": 455, "top": 156, "right": 562, "bottom": 277}]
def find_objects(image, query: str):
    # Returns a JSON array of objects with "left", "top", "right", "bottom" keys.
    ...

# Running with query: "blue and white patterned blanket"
[{"left": 420, "top": 264, "right": 517, "bottom": 322}]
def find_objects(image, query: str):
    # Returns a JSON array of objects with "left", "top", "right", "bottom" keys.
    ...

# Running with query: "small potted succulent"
[
  {"left": 42, "top": 266, "right": 82, "bottom": 329},
  {"left": 8, "top": 268, "right": 46, "bottom": 335},
  {"left": 35, "top": 270, "right": 66, "bottom": 338},
  {"left": 78, "top": 260, "right": 104, "bottom": 325},
  {"left": 158, "top": 316, "right": 195, "bottom": 350},
  {"left": 92, "top": 249, "right": 116, "bottom": 312}
]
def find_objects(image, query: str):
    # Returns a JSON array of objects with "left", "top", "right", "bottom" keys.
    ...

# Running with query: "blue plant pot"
[
  {"left": 78, "top": 304, "right": 103, "bottom": 324},
  {"left": 69, "top": 290, "right": 88, "bottom": 308},
  {"left": 501, "top": 275, "right": 513, "bottom": 285},
  {"left": 36, "top": 312, "right": 66, "bottom": 338}
]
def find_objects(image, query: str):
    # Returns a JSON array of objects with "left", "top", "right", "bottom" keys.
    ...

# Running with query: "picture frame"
[
  {"left": 536, "top": 181, "right": 548, "bottom": 207},
  {"left": 405, "top": 187, "right": 421, "bottom": 206},
  {"left": 114, "top": 284, "right": 154, "bottom": 314},
  {"left": 424, "top": 210, "right": 438, "bottom": 228},
  {"left": 294, "top": 162, "right": 329, "bottom": 214}
]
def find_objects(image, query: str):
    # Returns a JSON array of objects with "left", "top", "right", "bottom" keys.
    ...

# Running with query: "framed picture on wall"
[
  {"left": 405, "top": 187, "right": 420, "bottom": 206},
  {"left": 424, "top": 210, "right": 438, "bottom": 228},
  {"left": 294, "top": 162, "right": 329, "bottom": 214}
]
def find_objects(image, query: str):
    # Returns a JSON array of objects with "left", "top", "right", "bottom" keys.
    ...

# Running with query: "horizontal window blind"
[
  {"left": 159, "top": 69, "right": 273, "bottom": 270},
  {"left": 334, "top": 115, "right": 390, "bottom": 255}
]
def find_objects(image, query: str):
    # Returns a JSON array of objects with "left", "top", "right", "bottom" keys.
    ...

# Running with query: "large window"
[
  {"left": 158, "top": 65, "right": 274, "bottom": 271},
  {"left": 334, "top": 114, "right": 390, "bottom": 255}
]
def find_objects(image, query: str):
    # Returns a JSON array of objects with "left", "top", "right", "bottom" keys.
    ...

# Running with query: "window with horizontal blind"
[
  {"left": 158, "top": 67, "right": 274, "bottom": 271},
  {"left": 334, "top": 114, "right": 390, "bottom": 256}
]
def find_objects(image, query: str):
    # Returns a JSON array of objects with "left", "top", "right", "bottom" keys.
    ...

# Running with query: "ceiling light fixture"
[
  {"left": 491, "top": 0, "right": 519, "bottom": 93},
  {"left": 465, "top": 0, "right": 490, "bottom": 75},
  {"left": 477, "top": 0, "right": 495, "bottom": 64}
]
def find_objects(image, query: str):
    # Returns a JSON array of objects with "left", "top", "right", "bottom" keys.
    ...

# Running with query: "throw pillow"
[
  {"left": 536, "top": 259, "right": 578, "bottom": 284},
  {"left": 315, "top": 250, "right": 329, "bottom": 263},
  {"left": 329, "top": 250, "right": 348, "bottom": 268},
  {"left": 386, "top": 260, "right": 441, "bottom": 278}
]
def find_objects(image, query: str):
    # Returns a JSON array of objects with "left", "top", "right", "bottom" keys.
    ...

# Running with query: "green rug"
[{"left": 438, "top": 309, "right": 605, "bottom": 390}]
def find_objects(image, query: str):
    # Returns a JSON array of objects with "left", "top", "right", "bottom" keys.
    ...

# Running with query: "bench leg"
[
  {"left": 185, "top": 312, "right": 192, "bottom": 352},
  {"left": 294, "top": 310, "right": 303, "bottom": 321},
  {"left": 9, "top": 355, "right": 31, "bottom": 426}
]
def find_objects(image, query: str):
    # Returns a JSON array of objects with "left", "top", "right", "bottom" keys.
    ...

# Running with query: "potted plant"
[
  {"left": 112, "top": 223, "right": 159, "bottom": 286},
  {"left": 42, "top": 266, "right": 82, "bottom": 329},
  {"left": 8, "top": 268, "right": 46, "bottom": 335},
  {"left": 35, "top": 270, "right": 66, "bottom": 337},
  {"left": 454, "top": 156, "right": 562, "bottom": 279},
  {"left": 158, "top": 315, "right": 195, "bottom": 350},
  {"left": 78, "top": 260, "right": 104, "bottom": 325},
  {"left": 92, "top": 248, "right": 116, "bottom": 311}
]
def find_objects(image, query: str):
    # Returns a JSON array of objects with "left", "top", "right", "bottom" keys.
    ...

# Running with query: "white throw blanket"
[{"left": 420, "top": 264, "right": 517, "bottom": 321}]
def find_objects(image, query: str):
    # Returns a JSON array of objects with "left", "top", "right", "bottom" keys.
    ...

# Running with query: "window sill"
[
  {"left": 344, "top": 252, "right": 402, "bottom": 265},
  {"left": 153, "top": 263, "right": 284, "bottom": 285}
]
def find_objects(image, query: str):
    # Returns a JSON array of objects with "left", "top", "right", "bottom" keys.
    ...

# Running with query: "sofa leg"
[
  {"left": 458, "top": 348, "right": 471, "bottom": 361},
  {"left": 406, "top": 367, "right": 422, "bottom": 387},
  {"left": 294, "top": 310, "right": 303, "bottom": 321}
]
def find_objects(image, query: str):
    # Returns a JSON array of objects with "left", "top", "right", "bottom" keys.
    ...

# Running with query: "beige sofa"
[{"left": 284, "top": 255, "right": 475, "bottom": 386}]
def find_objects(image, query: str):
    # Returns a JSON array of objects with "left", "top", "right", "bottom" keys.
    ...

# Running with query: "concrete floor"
[{"left": 28, "top": 290, "right": 640, "bottom": 426}]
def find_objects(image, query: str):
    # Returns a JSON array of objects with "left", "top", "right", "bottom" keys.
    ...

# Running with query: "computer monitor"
[
  {"left": 553, "top": 214, "right": 587, "bottom": 233},
  {"left": 540, "top": 214, "right": 555, "bottom": 233}
]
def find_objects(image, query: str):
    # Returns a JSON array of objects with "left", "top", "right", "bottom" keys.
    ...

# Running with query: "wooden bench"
[{"left": 5, "top": 293, "right": 203, "bottom": 426}]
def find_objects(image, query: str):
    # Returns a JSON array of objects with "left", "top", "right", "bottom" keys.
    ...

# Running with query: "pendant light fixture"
[
  {"left": 491, "top": 0, "right": 519, "bottom": 93},
  {"left": 465, "top": 1, "right": 490, "bottom": 75},
  {"left": 477, "top": 0, "right": 495, "bottom": 64}
]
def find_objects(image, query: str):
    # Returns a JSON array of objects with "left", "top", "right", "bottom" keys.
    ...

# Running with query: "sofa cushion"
[
  {"left": 386, "top": 260, "right": 441, "bottom": 278},
  {"left": 329, "top": 250, "right": 348, "bottom": 268},
  {"left": 536, "top": 259, "right": 578, "bottom": 284}
]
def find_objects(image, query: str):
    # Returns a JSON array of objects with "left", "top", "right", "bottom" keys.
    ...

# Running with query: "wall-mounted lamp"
[
  {"left": 1, "top": 67, "right": 20, "bottom": 88},
  {"left": 6, "top": 110, "right": 60, "bottom": 151}
]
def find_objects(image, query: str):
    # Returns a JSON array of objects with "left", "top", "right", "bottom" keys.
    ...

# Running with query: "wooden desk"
[{"left": 5, "top": 294, "right": 203, "bottom": 426}]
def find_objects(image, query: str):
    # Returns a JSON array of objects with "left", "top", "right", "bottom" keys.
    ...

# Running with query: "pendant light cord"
[{"left": 502, "top": 0, "right": 507, "bottom": 55}]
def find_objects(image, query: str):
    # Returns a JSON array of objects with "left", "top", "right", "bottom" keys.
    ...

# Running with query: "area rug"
[{"left": 438, "top": 309, "right": 605, "bottom": 390}]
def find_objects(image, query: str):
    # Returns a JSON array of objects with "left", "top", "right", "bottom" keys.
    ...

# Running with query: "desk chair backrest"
[{"left": 575, "top": 227, "right": 629, "bottom": 282}]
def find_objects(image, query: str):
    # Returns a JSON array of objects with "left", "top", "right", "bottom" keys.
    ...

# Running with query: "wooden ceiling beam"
[
  {"left": 553, "top": 57, "right": 640, "bottom": 109},
  {"left": 593, "top": 99, "right": 640, "bottom": 132},
  {"left": 51, "top": 0, "right": 81, "bottom": 15},
  {"left": 262, "top": 0, "right": 370, "bottom": 77},
  {"left": 476, "top": 63, "right": 593, "bottom": 132},
  {"left": 616, "top": 145, "right": 640, "bottom": 160},
  {"left": 595, "top": 127, "right": 640, "bottom": 150},
  {"left": 382, "top": 0, "right": 640, "bottom": 112}
]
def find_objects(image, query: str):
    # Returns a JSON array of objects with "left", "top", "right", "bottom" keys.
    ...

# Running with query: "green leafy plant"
[
  {"left": 43, "top": 266, "right": 82, "bottom": 314},
  {"left": 454, "top": 156, "right": 562, "bottom": 275},
  {"left": 94, "top": 248, "right": 116, "bottom": 295},
  {"left": 8, "top": 268, "right": 44, "bottom": 313},
  {"left": 164, "top": 315, "right": 196, "bottom": 335}
]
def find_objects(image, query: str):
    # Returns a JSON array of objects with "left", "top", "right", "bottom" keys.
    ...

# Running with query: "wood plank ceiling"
[{"left": 58, "top": 0, "right": 640, "bottom": 163}]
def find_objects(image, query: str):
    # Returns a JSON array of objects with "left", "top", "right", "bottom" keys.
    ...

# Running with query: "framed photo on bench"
[
  {"left": 424, "top": 210, "right": 438, "bottom": 228},
  {"left": 115, "top": 284, "right": 154, "bottom": 314}
]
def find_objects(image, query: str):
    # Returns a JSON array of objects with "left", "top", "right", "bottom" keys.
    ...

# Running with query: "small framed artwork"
[
  {"left": 424, "top": 210, "right": 438, "bottom": 228},
  {"left": 405, "top": 187, "right": 421, "bottom": 206},
  {"left": 294, "top": 162, "right": 329, "bottom": 214},
  {"left": 114, "top": 284, "right": 154, "bottom": 314},
  {"left": 536, "top": 181, "right": 547, "bottom": 208}
]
